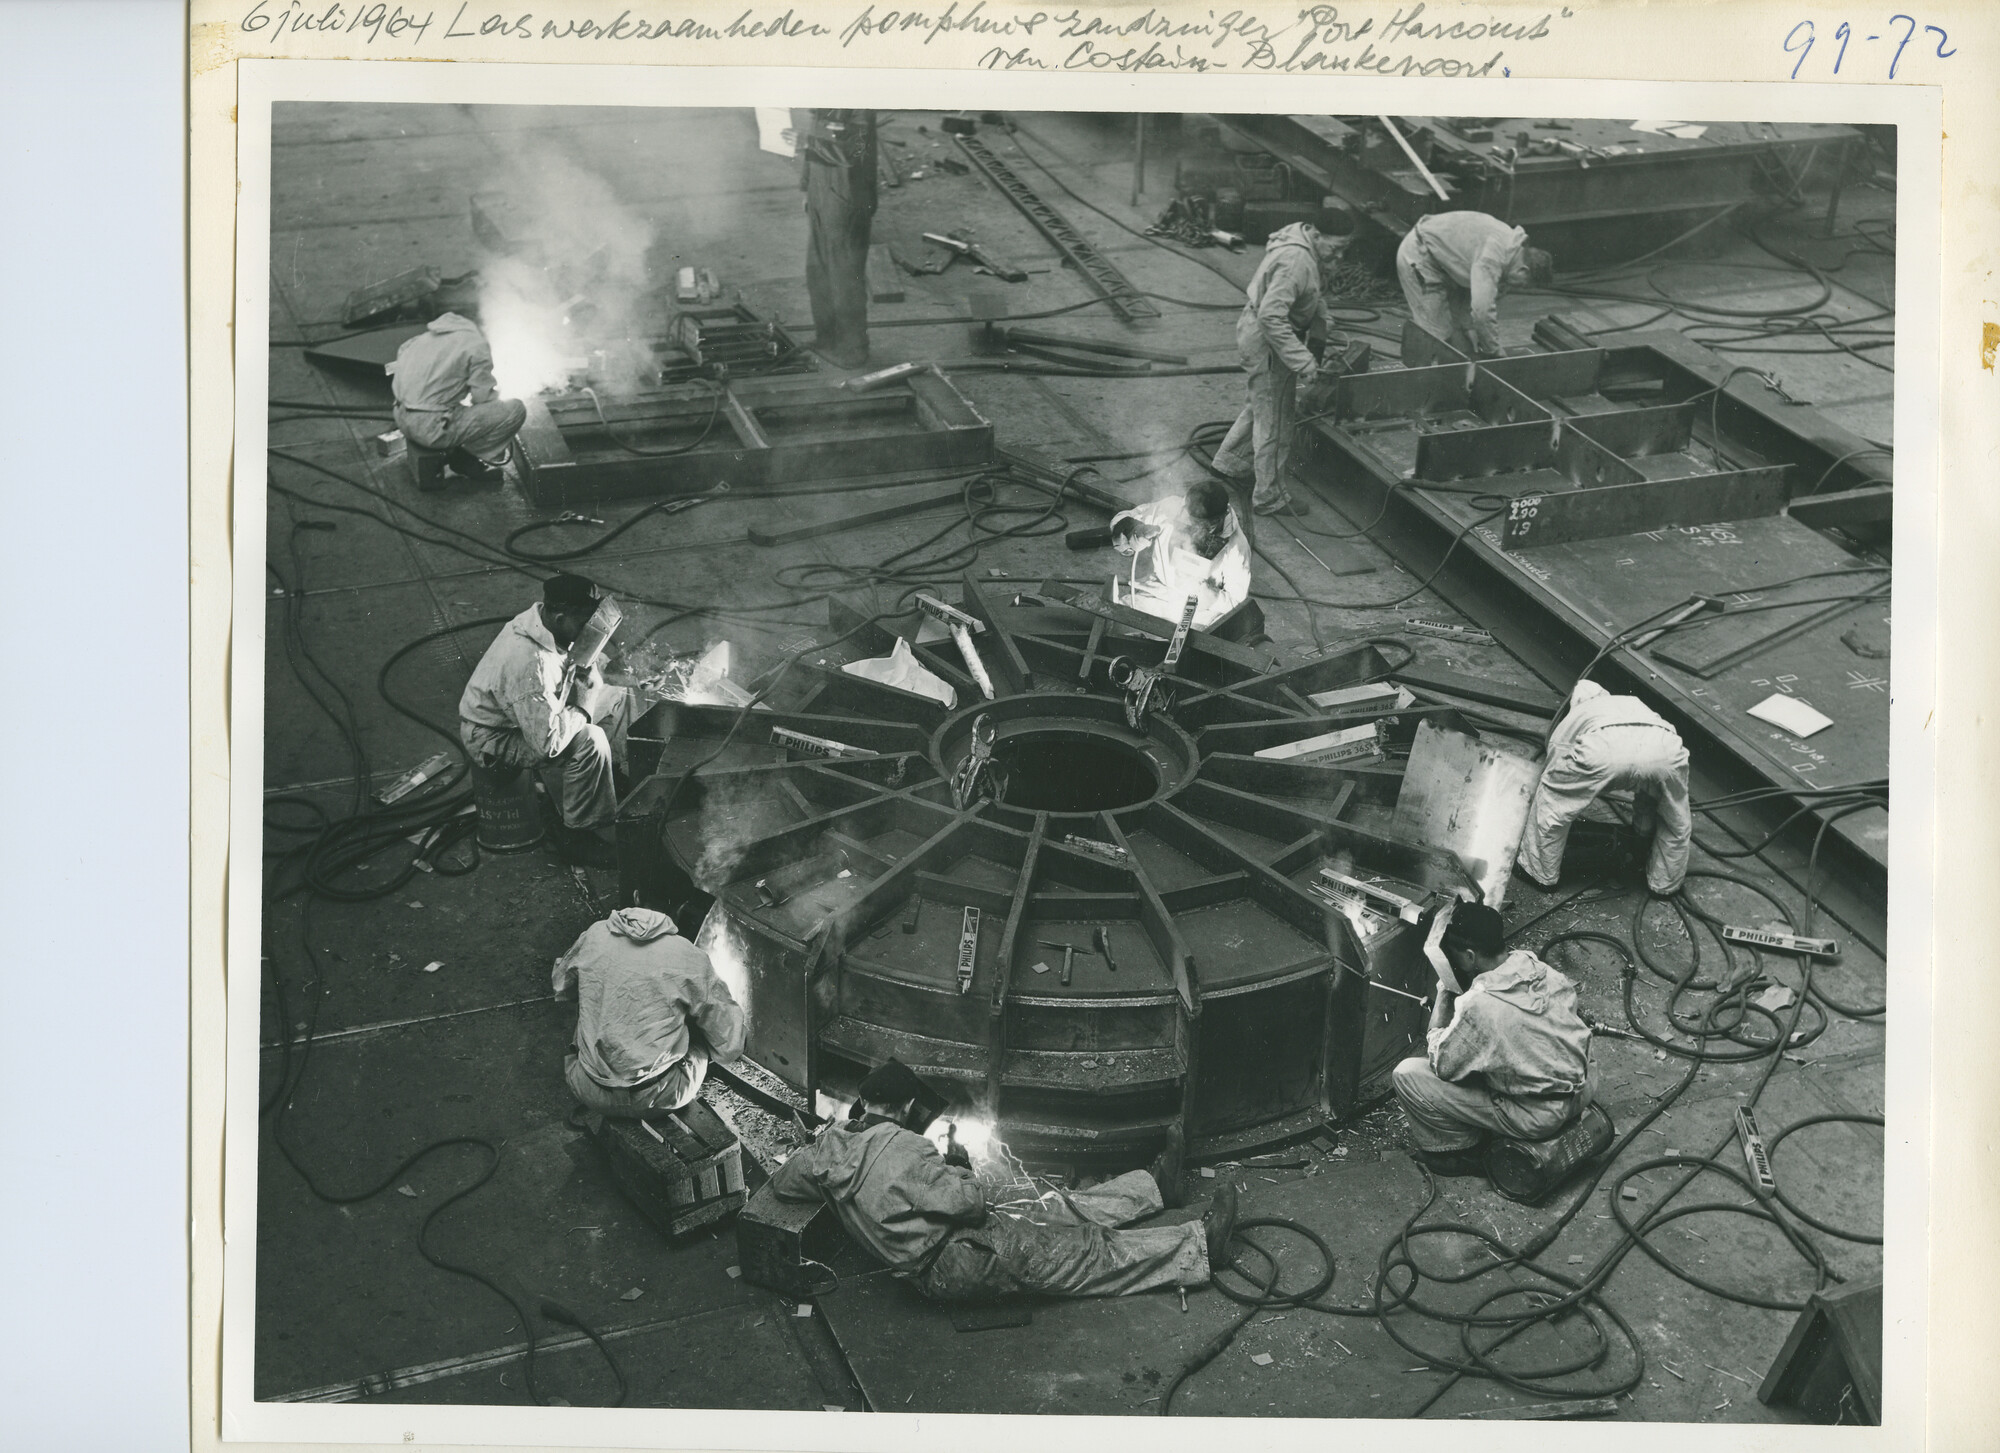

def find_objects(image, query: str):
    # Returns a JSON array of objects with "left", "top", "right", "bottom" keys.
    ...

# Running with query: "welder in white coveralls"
[
  {"left": 1518, "top": 680, "right": 1692, "bottom": 895},
  {"left": 1395, "top": 210, "right": 1554, "bottom": 358},
  {"left": 1210, "top": 222, "right": 1351, "bottom": 526},
  {"left": 387, "top": 312, "right": 527, "bottom": 487},
  {"left": 771, "top": 1061, "right": 1239, "bottom": 1304}
]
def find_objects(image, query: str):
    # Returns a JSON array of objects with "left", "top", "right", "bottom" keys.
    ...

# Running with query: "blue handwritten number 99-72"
[{"left": 1785, "top": 17, "right": 1955, "bottom": 79}]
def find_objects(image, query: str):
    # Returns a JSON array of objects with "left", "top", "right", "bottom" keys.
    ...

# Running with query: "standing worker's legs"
[
  {"left": 444, "top": 397, "right": 529, "bottom": 467},
  {"left": 1237, "top": 359, "right": 1300, "bottom": 515},
  {"left": 1638, "top": 744, "right": 1693, "bottom": 894},
  {"left": 1517, "top": 741, "right": 1617, "bottom": 889},
  {"left": 805, "top": 178, "right": 872, "bottom": 366},
  {"left": 1396, "top": 230, "right": 1457, "bottom": 348}
]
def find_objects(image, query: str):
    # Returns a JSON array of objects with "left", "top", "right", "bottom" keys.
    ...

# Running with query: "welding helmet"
[{"left": 1420, "top": 900, "right": 1462, "bottom": 993}]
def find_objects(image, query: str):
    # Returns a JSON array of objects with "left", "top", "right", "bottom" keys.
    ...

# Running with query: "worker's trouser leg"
[
  {"left": 1392, "top": 1057, "right": 1595, "bottom": 1153},
  {"left": 564, "top": 1043, "right": 710, "bottom": 1117},
  {"left": 805, "top": 173, "right": 873, "bottom": 366},
  {"left": 1395, "top": 232, "right": 1477, "bottom": 356},
  {"left": 397, "top": 399, "right": 528, "bottom": 467},
  {"left": 461, "top": 691, "right": 634, "bottom": 833},
  {"left": 1519, "top": 726, "right": 1690, "bottom": 894},
  {"left": 917, "top": 1170, "right": 1209, "bottom": 1302},
  {"left": 1209, "top": 357, "right": 1297, "bottom": 513}
]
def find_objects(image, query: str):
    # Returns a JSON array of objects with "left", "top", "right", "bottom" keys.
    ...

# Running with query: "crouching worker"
[
  {"left": 388, "top": 312, "right": 526, "bottom": 487},
  {"left": 771, "top": 1061, "right": 1239, "bottom": 1303},
  {"left": 1109, "top": 479, "right": 1252, "bottom": 631},
  {"left": 458, "top": 573, "right": 637, "bottom": 868},
  {"left": 1518, "top": 679, "right": 1692, "bottom": 895},
  {"left": 1392, "top": 902, "right": 1595, "bottom": 1177},
  {"left": 552, "top": 907, "right": 745, "bottom": 1117}
]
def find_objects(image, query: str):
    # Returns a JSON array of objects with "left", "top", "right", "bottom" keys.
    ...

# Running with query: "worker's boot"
[
  {"left": 1252, "top": 489, "right": 1310, "bottom": 517},
  {"left": 1147, "top": 1123, "right": 1187, "bottom": 1209},
  {"left": 549, "top": 820, "right": 620, "bottom": 870},
  {"left": 446, "top": 448, "right": 501, "bottom": 485},
  {"left": 1203, "top": 1183, "right": 1240, "bottom": 1268},
  {"left": 1412, "top": 1145, "right": 1487, "bottom": 1178}
]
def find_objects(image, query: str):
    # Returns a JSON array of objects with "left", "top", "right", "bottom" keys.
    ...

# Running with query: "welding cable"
[
  {"left": 581, "top": 379, "right": 725, "bottom": 457},
  {"left": 503, "top": 488, "right": 728, "bottom": 564},
  {"left": 1763, "top": 1114, "right": 1885, "bottom": 1244}
]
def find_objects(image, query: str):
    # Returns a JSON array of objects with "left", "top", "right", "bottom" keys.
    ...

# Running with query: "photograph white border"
[{"left": 223, "top": 57, "right": 1940, "bottom": 1449}]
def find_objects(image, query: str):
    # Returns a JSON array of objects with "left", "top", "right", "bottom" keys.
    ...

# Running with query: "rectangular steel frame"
[{"left": 515, "top": 368, "right": 994, "bottom": 507}]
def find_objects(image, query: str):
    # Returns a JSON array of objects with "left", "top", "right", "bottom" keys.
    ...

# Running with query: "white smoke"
[{"left": 474, "top": 144, "right": 659, "bottom": 401}]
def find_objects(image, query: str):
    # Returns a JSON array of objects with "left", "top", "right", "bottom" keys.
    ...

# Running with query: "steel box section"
[
  {"left": 1295, "top": 357, "right": 1888, "bottom": 951},
  {"left": 1502, "top": 465, "right": 1792, "bottom": 548},
  {"left": 514, "top": 369, "right": 995, "bottom": 507}
]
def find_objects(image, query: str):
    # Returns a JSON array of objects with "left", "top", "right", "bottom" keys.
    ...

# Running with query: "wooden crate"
[{"left": 593, "top": 1098, "right": 747, "bottom": 1241}]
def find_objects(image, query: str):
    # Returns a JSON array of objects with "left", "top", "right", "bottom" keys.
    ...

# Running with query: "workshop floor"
[{"left": 257, "top": 104, "right": 1891, "bottom": 1419}]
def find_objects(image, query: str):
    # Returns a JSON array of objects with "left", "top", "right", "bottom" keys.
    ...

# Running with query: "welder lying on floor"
[
  {"left": 1109, "top": 479, "right": 1252, "bottom": 632},
  {"left": 552, "top": 907, "right": 745, "bottom": 1117},
  {"left": 1392, "top": 902, "right": 1597, "bottom": 1177},
  {"left": 770, "top": 1061, "right": 1238, "bottom": 1302}
]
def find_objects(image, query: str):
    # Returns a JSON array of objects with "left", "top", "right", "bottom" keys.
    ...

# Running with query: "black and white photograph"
[{"left": 228, "top": 64, "right": 1924, "bottom": 1442}]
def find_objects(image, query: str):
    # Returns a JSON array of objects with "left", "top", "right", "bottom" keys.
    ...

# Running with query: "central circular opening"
[{"left": 990, "top": 730, "right": 1160, "bottom": 814}]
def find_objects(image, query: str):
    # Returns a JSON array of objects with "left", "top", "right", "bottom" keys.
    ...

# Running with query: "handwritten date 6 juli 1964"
[{"left": 1784, "top": 16, "right": 1954, "bottom": 79}]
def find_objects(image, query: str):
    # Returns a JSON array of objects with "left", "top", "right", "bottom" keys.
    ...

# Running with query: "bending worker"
[
  {"left": 458, "top": 573, "right": 636, "bottom": 868},
  {"left": 387, "top": 312, "right": 526, "bottom": 487},
  {"left": 1395, "top": 211, "right": 1553, "bottom": 358},
  {"left": 799, "top": 108, "right": 878, "bottom": 369},
  {"left": 1518, "top": 679, "right": 1692, "bottom": 895},
  {"left": 1210, "top": 221, "right": 1351, "bottom": 523},
  {"left": 1392, "top": 902, "right": 1595, "bottom": 1177},
  {"left": 772, "top": 1061, "right": 1239, "bottom": 1303},
  {"left": 1109, "top": 479, "right": 1251, "bottom": 631},
  {"left": 552, "top": 907, "right": 745, "bottom": 1117}
]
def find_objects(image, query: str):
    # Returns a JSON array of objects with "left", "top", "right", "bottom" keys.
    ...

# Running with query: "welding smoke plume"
[{"left": 474, "top": 145, "right": 657, "bottom": 400}]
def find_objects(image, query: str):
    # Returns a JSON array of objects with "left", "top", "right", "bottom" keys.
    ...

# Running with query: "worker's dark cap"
[
  {"left": 543, "top": 573, "right": 602, "bottom": 616},
  {"left": 855, "top": 1058, "right": 948, "bottom": 1132},
  {"left": 1185, "top": 479, "right": 1231, "bottom": 523},
  {"left": 1441, "top": 901, "right": 1506, "bottom": 957}
]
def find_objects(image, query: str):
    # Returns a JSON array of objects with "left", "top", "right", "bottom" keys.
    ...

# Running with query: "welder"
[
  {"left": 457, "top": 573, "right": 636, "bottom": 868},
  {"left": 551, "top": 906, "right": 745, "bottom": 1117},
  {"left": 799, "top": 108, "right": 878, "bottom": 369},
  {"left": 771, "top": 1061, "right": 1238, "bottom": 1303},
  {"left": 1392, "top": 902, "right": 1596, "bottom": 1176},
  {"left": 1517, "top": 679, "right": 1692, "bottom": 895},
  {"left": 1109, "top": 478, "right": 1251, "bottom": 630},
  {"left": 1394, "top": 210, "right": 1554, "bottom": 358},
  {"left": 1209, "top": 221, "right": 1351, "bottom": 524},
  {"left": 387, "top": 311, "right": 527, "bottom": 487}
]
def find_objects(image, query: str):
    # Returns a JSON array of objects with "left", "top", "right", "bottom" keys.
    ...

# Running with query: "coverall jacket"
[
  {"left": 457, "top": 605, "right": 635, "bottom": 830},
  {"left": 771, "top": 1121, "right": 1208, "bottom": 1302},
  {"left": 552, "top": 908, "right": 745, "bottom": 1117},
  {"left": 1393, "top": 951, "right": 1596, "bottom": 1152},
  {"left": 388, "top": 313, "right": 527, "bottom": 465},
  {"left": 1211, "top": 223, "right": 1328, "bottom": 517},
  {"left": 1518, "top": 680, "right": 1692, "bottom": 893},
  {"left": 1109, "top": 495, "right": 1251, "bottom": 630},
  {"left": 1395, "top": 211, "right": 1528, "bottom": 358},
  {"left": 800, "top": 109, "right": 877, "bottom": 367}
]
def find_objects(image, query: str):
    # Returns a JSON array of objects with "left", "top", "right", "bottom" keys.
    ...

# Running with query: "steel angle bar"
[
  {"left": 1479, "top": 348, "right": 1606, "bottom": 398},
  {"left": 954, "top": 134, "right": 1160, "bottom": 322},
  {"left": 1400, "top": 318, "right": 1469, "bottom": 368},
  {"left": 1470, "top": 371, "right": 1552, "bottom": 426},
  {"left": 1503, "top": 465, "right": 1790, "bottom": 549},
  {"left": 1415, "top": 420, "right": 1554, "bottom": 481},
  {"left": 1554, "top": 426, "right": 1648, "bottom": 490},
  {"left": 1335, "top": 363, "right": 1471, "bottom": 422},
  {"left": 1569, "top": 400, "right": 1699, "bottom": 459}
]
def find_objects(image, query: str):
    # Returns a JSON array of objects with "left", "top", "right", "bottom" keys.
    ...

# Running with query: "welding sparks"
[{"left": 693, "top": 904, "right": 753, "bottom": 1023}]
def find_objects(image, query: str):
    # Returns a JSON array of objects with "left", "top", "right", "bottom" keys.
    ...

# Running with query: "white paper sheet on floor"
[{"left": 843, "top": 636, "right": 957, "bottom": 708}]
